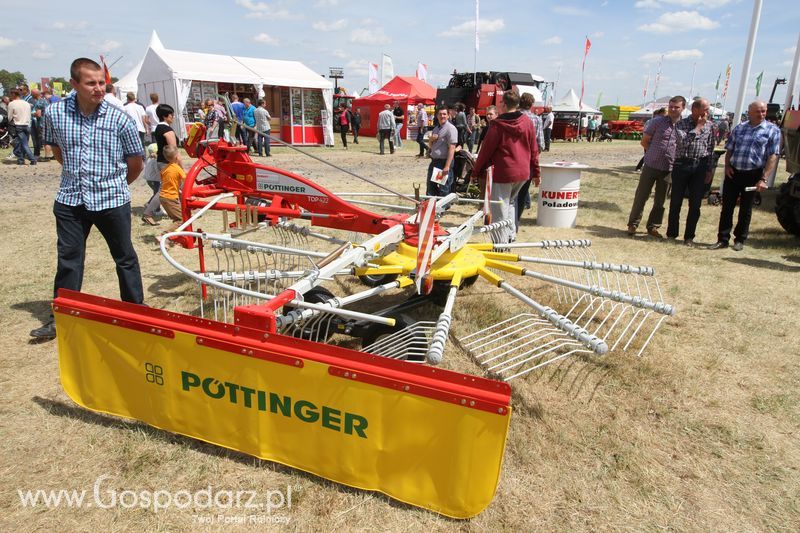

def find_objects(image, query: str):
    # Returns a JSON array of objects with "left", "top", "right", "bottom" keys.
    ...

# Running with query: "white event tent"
[
  {"left": 114, "top": 31, "right": 164, "bottom": 100},
  {"left": 136, "top": 35, "right": 333, "bottom": 145},
  {"left": 552, "top": 89, "right": 601, "bottom": 114}
]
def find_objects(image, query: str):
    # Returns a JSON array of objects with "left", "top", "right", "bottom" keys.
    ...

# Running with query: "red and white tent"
[{"left": 353, "top": 76, "right": 436, "bottom": 137}]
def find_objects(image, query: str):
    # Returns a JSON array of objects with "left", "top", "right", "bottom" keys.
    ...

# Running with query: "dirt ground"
[{"left": 0, "top": 137, "right": 798, "bottom": 532}]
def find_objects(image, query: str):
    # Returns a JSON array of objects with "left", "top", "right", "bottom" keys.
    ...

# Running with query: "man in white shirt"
[
  {"left": 145, "top": 93, "right": 160, "bottom": 142},
  {"left": 7, "top": 88, "right": 36, "bottom": 165},
  {"left": 103, "top": 85, "right": 125, "bottom": 109},
  {"left": 542, "top": 106, "right": 554, "bottom": 151},
  {"left": 124, "top": 92, "right": 149, "bottom": 149}
]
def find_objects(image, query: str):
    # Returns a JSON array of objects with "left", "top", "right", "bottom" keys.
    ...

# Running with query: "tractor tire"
[
  {"left": 361, "top": 313, "right": 418, "bottom": 351},
  {"left": 775, "top": 173, "right": 800, "bottom": 236},
  {"left": 358, "top": 273, "right": 399, "bottom": 287},
  {"left": 282, "top": 286, "right": 337, "bottom": 341}
]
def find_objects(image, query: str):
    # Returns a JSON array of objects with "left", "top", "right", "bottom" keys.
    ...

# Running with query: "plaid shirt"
[
  {"left": 643, "top": 115, "right": 678, "bottom": 172},
  {"left": 44, "top": 94, "right": 143, "bottom": 211},
  {"left": 674, "top": 116, "right": 716, "bottom": 171},
  {"left": 725, "top": 119, "right": 781, "bottom": 171}
]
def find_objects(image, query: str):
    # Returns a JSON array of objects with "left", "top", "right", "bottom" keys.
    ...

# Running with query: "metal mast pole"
[
  {"left": 785, "top": 32, "right": 800, "bottom": 111},
  {"left": 732, "top": 0, "right": 763, "bottom": 128}
]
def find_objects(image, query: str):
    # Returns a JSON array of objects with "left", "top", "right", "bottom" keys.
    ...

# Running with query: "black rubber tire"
[
  {"left": 775, "top": 174, "right": 800, "bottom": 236},
  {"left": 361, "top": 313, "right": 422, "bottom": 357},
  {"left": 282, "top": 286, "right": 337, "bottom": 340},
  {"left": 358, "top": 273, "right": 399, "bottom": 287}
]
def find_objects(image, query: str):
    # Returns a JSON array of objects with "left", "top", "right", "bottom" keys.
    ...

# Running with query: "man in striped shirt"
[
  {"left": 666, "top": 98, "right": 716, "bottom": 246},
  {"left": 30, "top": 58, "right": 145, "bottom": 340},
  {"left": 709, "top": 100, "right": 780, "bottom": 251}
]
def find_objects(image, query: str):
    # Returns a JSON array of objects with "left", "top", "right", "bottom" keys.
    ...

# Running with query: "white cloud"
[
  {"left": 638, "top": 11, "right": 719, "bottom": 33},
  {"left": 635, "top": 0, "right": 731, "bottom": 8},
  {"left": 32, "top": 44, "right": 54, "bottom": 59},
  {"left": 51, "top": 20, "right": 89, "bottom": 30},
  {"left": 785, "top": 45, "right": 797, "bottom": 55},
  {"left": 543, "top": 36, "right": 562, "bottom": 45},
  {"left": 246, "top": 10, "right": 298, "bottom": 20},
  {"left": 316, "top": 0, "right": 339, "bottom": 5},
  {"left": 253, "top": 33, "right": 279, "bottom": 45},
  {"left": 0, "top": 36, "right": 15, "bottom": 49},
  {"left": 330, "top": 48, "right": 347, "bottom": 59},
  {"left": 440, "top": 18, "right": 504, "bottom": 38},
  {"left": 591, "top": 31, "right": 605, "bottom": 38},
  {"left": 349, "top": 28, "right": 390, "bottom": 45},
  {"left": 97, "top": 40, "right": 121, "bottom": 53},
  {"left": 344, "top": 59, "right": 368, "bottom": 76},
  {"left": 640, "top": 49, "right": 704, "bottom": 62},
  {"left": 236, "top": 0, "right": 269, "bottom": 11},
  {"left": 552, "top": 6, "right": 592, "bottom": 16},
  {"left": 312, "top": 19, "right": 347, "bottom": 31}
]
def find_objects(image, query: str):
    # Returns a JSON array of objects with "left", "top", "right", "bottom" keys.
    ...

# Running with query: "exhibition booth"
[
  {"left": 136, "top": 36, "right": 333, "bottom": 145},
  {"left": 353, "top": 76, "right": 436, "bottom": 137}
]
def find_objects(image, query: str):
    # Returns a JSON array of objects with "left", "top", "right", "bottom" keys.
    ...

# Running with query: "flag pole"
[
  {"left": 732, "top": 0, "right": 763, "bottom": 128},
  {"left": 474, "top": 0, "right": 479, "bottom": 86},
  {"left": 689, "top": 62, "right": 697, "bottom": 99},
  {"left": 784, "top": 32, "right": 800, "bottom": 111}
]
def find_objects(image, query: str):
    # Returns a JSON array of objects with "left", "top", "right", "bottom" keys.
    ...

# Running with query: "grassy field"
[{"left": 0, "top": 138, "right": 798, "bottom": 531}]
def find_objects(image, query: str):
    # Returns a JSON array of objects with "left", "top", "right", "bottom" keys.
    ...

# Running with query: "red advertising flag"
[
  {"left": 579, "top": 36, "right": 592, "bottom": 109},
  {"left": 100, "top": 55, "right": 112, "bottom": 84}
]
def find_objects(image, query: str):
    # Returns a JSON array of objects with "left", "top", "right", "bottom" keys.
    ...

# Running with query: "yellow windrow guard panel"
[{"left": 54, "top": 291, "right": 512, "bottom": 519}]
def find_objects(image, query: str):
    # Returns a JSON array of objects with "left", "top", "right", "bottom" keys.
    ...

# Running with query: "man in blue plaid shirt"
[
  {"left": 30, "top": 58, "right": 145, "bottom": 340},
  {"left": 709, "top": 100, "right": 780, "bottom": 251}
]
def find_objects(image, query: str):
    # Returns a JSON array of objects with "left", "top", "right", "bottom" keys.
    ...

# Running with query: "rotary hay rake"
[{"left": 53, "top": 121, "right": 675, "bottom": 519}]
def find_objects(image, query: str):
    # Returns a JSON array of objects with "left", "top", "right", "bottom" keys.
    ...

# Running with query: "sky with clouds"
[{"left": 1, "top": 0, "right": 798, "bottom": 109}]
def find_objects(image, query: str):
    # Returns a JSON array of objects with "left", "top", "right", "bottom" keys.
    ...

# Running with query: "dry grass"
[{"left": 1, "top": 138, "right": 798, "bottom": 532}]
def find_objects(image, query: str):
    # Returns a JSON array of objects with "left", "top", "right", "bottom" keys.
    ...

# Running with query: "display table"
[{"left": 537, "top": 162, "right": 588, "bottom": 228}]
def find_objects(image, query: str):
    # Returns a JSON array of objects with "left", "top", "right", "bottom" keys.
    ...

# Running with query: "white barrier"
[{"left": 537, "top": 162, "right": 588, "bottom": 228}]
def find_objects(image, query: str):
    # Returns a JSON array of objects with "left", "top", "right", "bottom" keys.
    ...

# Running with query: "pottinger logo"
[{"left": 145, "top": 363, "right": 164, "bottom": 386}]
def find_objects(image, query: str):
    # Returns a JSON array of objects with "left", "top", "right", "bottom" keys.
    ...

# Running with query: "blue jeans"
[
  {"left": 417, "top": 127, "right": 428, "bottom": 156},
  {"left": 394, "top": 124, "right": 402, "bottom": 147},
  {"left": 53, "top": 201, "right": 143, "bottom": 303},
  {"left": 426, "top": 159, "right": 455, "bottom": 197},
  {"left": 256, "top": 129, "right": 271, "bottom": 156},
  {"left": 14, "top": 125, "right": 36, "bottom": 163}
]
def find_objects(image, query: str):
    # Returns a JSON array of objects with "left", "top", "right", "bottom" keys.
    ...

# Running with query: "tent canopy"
[
  {"left": 136, "top": 38, "right": 333, "bottom": 143},
  {"left": 114, "top": 31, "right": 164, "bottom": 99},
  {"left": 356, "top": 76, "right": 435, "bottom": 104},
  {"left": 552, "top": 89, "right": 601, "bottom": 114}
]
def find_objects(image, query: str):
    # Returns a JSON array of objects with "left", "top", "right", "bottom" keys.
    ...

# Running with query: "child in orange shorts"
[{"left": 159, "top": 145, "right": 187, "bottom": 233}]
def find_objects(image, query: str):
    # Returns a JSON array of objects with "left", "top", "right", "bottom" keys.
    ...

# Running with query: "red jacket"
[{"left": 473, "top": 111, "right": 540, "bottom": 183}]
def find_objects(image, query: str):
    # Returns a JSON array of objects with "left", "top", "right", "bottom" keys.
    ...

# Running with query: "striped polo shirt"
[{"left": 43, "top": 94, "right": 143, "bottom": 211}]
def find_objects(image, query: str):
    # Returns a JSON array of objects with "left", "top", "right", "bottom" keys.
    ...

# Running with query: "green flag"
[
  {"left": 595, "top": 92, "right": 603, "bottom": 108},
  {"left": 715, "top": 72, "right": 721, "bottom": 91},
  {"left": 755, "top": 71, "right": 764, "bottom": 96}
]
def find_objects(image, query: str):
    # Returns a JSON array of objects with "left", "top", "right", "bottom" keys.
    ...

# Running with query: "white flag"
[
  {"left": 381, "top": 54, "right": 394, "bottom": 86},
  {"left": 368, "top": 62, "right": 379, "bottom": 94},
  {"left": 416, "top": 62, "right": 428, "bottom": 82}
]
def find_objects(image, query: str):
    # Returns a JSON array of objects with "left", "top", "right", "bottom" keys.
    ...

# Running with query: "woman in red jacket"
[{"left": 473, "top": 90, "right": 540, "bottom": 243}]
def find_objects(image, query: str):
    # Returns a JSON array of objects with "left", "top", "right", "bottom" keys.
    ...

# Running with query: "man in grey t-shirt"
[
  {"left": 378, "top": 104, "right": 395, "bottom": 155},
  {"left": 426, "top": 108, "right": 458, "bottom": 196}
]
